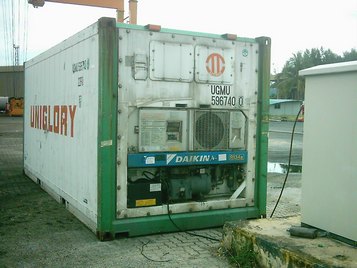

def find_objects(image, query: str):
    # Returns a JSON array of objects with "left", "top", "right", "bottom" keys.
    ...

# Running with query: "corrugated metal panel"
[
  {"left": 24, "top": 23, "right": 100, "bottom": 230},
  {"left": 0, "top": 65, "right": 24, "bottom": 98}
]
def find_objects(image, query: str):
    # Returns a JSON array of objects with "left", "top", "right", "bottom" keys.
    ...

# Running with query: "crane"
[{"left": 28, "top": 0, "right": 137, "bottom": 24}]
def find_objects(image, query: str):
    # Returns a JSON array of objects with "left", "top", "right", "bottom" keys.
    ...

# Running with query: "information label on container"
[
  {"left": 218, "top": 154, "right": 227, "bottom": 161},
  {"left": 140, "top": 114, "right": 166, "bottom": 147},
  {"left": 150, "top": 183, "right": 161, "bottom": 192},
  {"left": 145, "top": 156, "right": 155, "bottom": 165}
]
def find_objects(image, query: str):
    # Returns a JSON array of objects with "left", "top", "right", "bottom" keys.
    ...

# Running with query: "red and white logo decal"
[{"left": 206, "top": 53, "right": 225, "bottom": 77}]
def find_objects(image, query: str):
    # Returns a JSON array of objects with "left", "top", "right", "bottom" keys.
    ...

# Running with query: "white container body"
[
  {"left": 24, "top": 23, "right": 100, "bottom": 231},
  {"left": 24, "top": 18, "right": 270, "bottom": 238}
]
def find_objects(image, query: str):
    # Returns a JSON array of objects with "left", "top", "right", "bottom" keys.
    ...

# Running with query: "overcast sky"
[{"left": 1, "top": 0, "right": 356, "bottom": 73}]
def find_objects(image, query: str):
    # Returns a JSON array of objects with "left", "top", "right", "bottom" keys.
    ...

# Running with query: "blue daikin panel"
[{"left": 128, "top": 151, "right": 248, "bottom": 167}]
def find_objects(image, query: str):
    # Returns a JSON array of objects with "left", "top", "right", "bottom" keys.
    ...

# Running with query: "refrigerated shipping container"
[{"left": 24, "top": 18, "right": 270, "bottom": 240}]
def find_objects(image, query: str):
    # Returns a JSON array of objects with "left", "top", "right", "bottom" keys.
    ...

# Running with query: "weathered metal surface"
[
  {"left": 96, "top": 17, "right": 118, "bottom": 240},
  {"left": 24, "top": 17, "right": 270, "bottom": 239},
  {"left": 24, "top": 19, "right": 101, "bottom": 231},
  {"left": 254, "top": 37, "right": 271, "bottom": 218},
  {"left": 116, "top": 25, "right": 260, "bottom": 221}
]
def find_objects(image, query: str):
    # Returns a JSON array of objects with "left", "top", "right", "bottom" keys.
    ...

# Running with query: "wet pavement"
[{"left": 268, "top": 121, "right": 303, "bottom": 166}]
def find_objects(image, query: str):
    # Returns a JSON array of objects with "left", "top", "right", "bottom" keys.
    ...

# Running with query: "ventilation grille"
[{"left": 194, "top": 111, "right": 229, "bottom": 150}]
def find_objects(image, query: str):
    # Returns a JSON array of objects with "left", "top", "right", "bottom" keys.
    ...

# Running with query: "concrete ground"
[
  {"left": 0, "top": 115, "right": 304, "bottom": 267},
  {"left": 223, "top": 120, "right": 357, "bottom": 268},
  {"left": 223, "top": 216, "right": 357, "bottom": 267}
]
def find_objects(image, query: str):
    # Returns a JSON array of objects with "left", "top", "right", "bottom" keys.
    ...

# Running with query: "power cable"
[
  {"left": 166, "top": 202, "right": 220, "bottom": 242},
  {"left": 270, "top": 105, "right": 303, "bottom": 218},
  {"left": 140, "top": 240, "right": 171, "bottom": 263},
  {"left": 162, "top": 180, "right": 220, "bottom": 242},
  {"left": 136, "top": 173, "right": 221, "bottom": 263}
]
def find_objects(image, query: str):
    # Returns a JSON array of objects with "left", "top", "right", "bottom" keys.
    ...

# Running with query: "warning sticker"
[
  {"left": 136, "top": 199, "right": 156, "bottom": 207},
  {"left": 141, "top": 119, "right": 166, "bottom": 147}
]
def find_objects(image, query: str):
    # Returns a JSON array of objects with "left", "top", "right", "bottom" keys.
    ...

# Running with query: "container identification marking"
[
  {"left": 78, "top": 77, "right": 83, "bottom": 87},
  {"left": 211, "top": 85, "right": 236, "bottom": 106},
  {"left": 30, "top": 105, "right": 77, "bottom": 137},
  {"left": 72, "top": 59, "right": 90, "bottom": 73},
  {"left": 229, "top": 154, "right": 245, "bottom": 160}
]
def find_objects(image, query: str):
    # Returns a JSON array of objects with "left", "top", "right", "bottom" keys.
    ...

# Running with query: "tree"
[
  {"left": 343, "top": 48, "right": 357, "bottom": 61},
  {"left": 273, "top": 51, "right": 306, "bottom": 99},
  {"left": 272, "top": 47, "right": 357, "bottom": 100}
]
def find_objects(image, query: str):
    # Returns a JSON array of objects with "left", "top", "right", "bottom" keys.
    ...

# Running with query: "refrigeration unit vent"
[{"left": 194, "top": 111, "right": 229, "bottom": 150}]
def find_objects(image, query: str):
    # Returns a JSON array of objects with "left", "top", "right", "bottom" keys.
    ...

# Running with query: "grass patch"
[{"left": 224, "top": 241, "right": 259, "bottom": 268}]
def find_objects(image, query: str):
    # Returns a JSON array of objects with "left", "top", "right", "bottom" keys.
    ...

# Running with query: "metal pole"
[{"left": 129, "top": 0, "right": 137, "bottom": 25}]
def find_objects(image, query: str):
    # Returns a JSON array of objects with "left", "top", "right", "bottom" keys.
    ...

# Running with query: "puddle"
[{"left": 268, "top": 162, "right": 302, "bottom": 174}]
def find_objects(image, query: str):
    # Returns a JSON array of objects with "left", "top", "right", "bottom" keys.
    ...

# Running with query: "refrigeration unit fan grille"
[{"left": 194, "top": 111, "right": 228, "bottom": 150}]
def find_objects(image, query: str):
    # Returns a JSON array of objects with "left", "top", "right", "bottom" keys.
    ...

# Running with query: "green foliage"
[
  {"left": 343, "top": 48, "right": 357, "bottom": 61},
  {"left": 270, "top": 93, "right": 277, "bottom": 99},
  {"left": 224, "top": 241, "right": 259, "bottom": 268},
  {"left": 272, "top": 47, "right": 357, "bottom": 100}
]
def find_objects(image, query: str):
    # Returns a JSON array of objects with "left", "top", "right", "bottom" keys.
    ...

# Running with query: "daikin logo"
[
  {"left": 167, "top": 154, "right": 217, "bottom": 164},
  {"left": 166, "top": 154, "right": 177, "bottom": 164}
]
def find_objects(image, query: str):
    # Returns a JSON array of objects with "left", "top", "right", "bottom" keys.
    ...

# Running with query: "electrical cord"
[
  {"left": 142, "top": 171, "right": 155, "bottom": 180},
  {"left": 270, "top": 105, "right": 304, "bottom": 218},
  {"left": 139, "top": 179, "right": 219, "bottom": 264},
  {"left": 162, "top": 180, "right": 220, "bottom": 242},
  {"left": 140, "top": 240, "right": 171, "bottom": 262}
]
